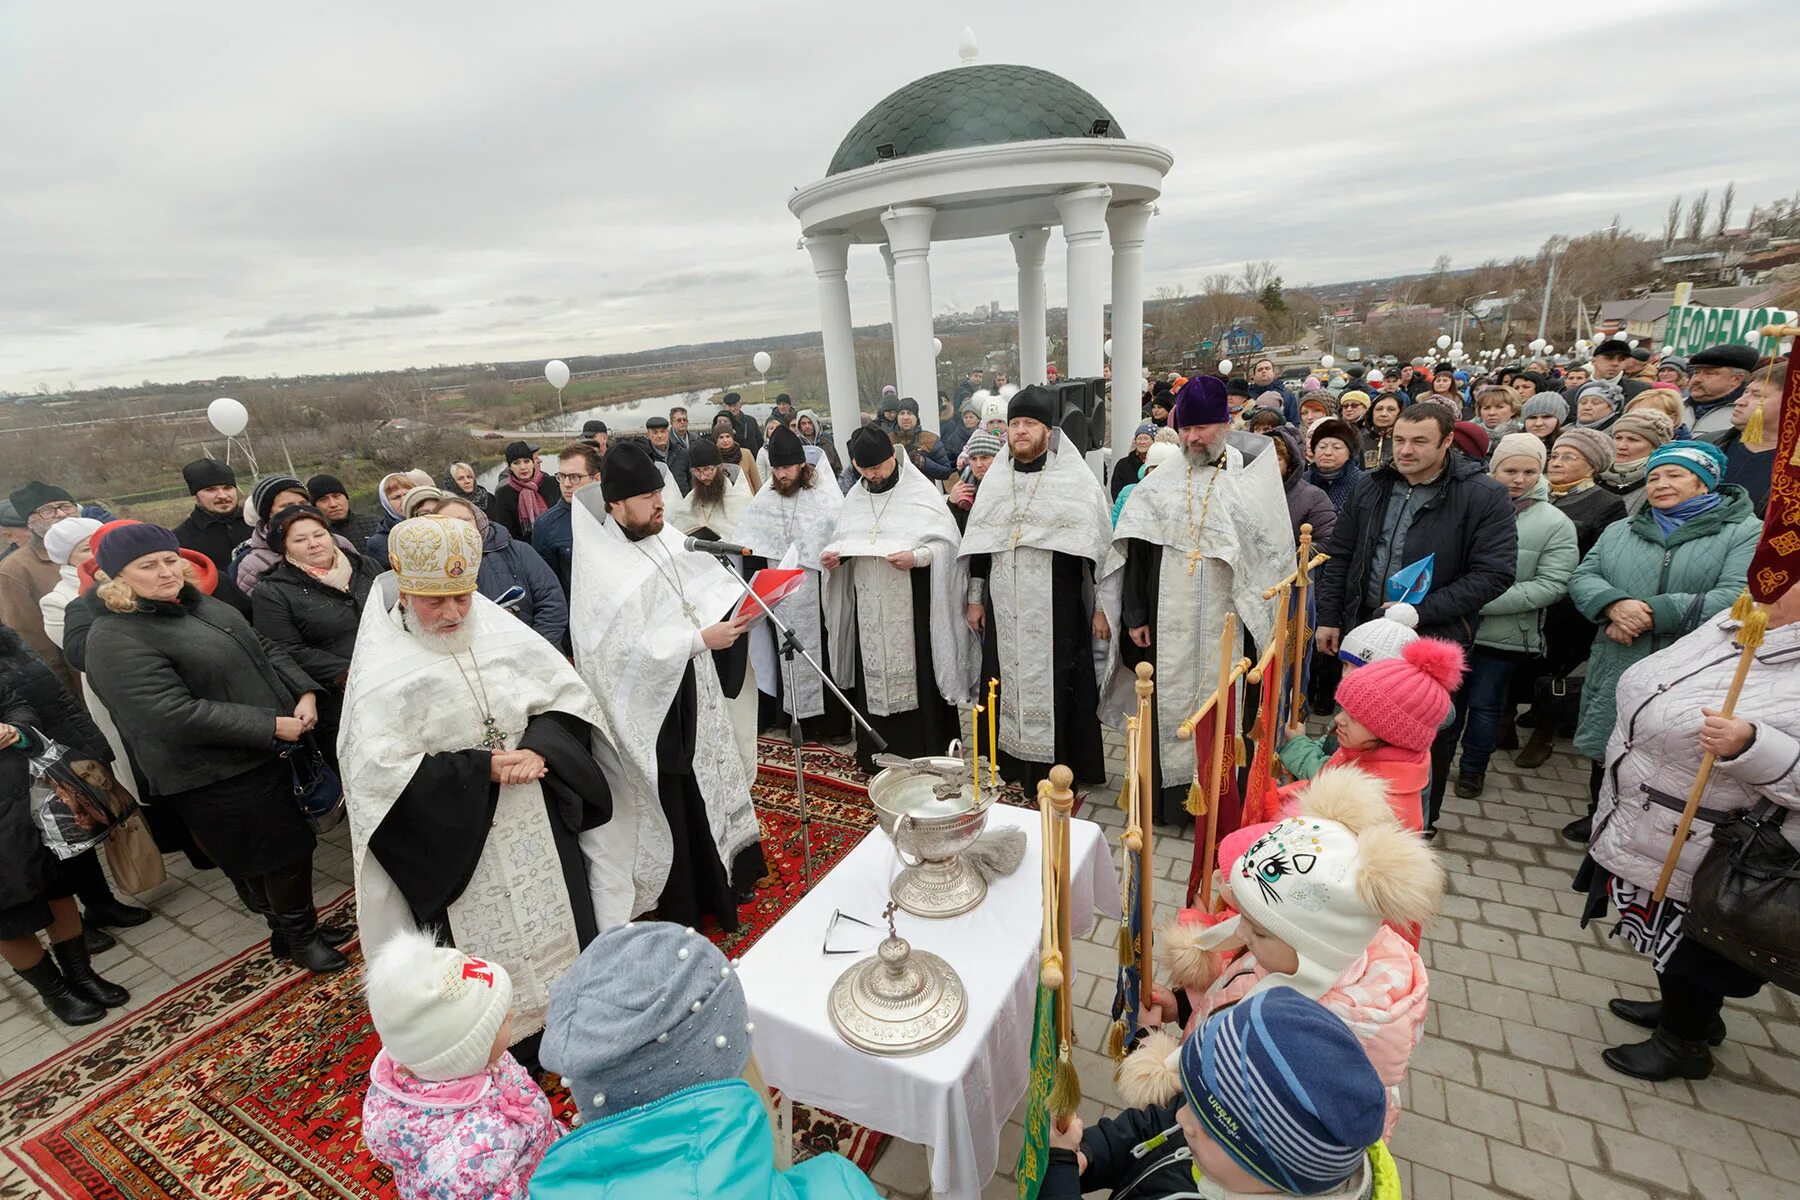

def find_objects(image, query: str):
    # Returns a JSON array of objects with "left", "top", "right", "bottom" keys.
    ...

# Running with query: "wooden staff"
[
  {"left": 1652, "top": 594, "right": 1767, "bottom": 902},
  {"left": 1289, "top": 524, "right": 1316, "bottom": 731},
  {"left": 1038, "top": 778, "right": 1063, "bottom": 991},
  {"left": 1197, "top": 614, "right": 1236, "bottom": 912},
  {"left": 1046, "top": 765, "right": 1082, "bottom": 1122},
  {"left": 1133, "top": 664, "right": 1156, "bottom": 984},
  {"left": 1247, "top": 580, "right": 1290, "bottom": 687},
  {"left": 1175, "top": 656, "right": 1253, "bottom": 738}
]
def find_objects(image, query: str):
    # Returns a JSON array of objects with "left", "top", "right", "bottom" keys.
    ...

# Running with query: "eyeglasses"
[
  {"left": 33, "top": 501, "right": 78, "bottom": 519},
  {"left": 555, "top": 472, "right": 595, "bottom": 484}
]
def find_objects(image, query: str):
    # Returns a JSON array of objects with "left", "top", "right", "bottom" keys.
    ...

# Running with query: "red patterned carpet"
[{"left": 0, "top": 743, "right": 882, "bottom": 1199}]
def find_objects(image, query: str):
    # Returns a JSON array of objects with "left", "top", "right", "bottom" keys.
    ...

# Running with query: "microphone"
[{"left": 683, "top": 536, "right": 755, "bottom": 558}]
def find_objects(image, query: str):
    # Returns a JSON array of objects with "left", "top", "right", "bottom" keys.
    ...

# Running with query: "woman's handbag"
[
  {"left": 285, "top": 736, "right": 345, "bottom": 834},
  {"left": 1685, "top": 800, "right": 1800, "bottom": 995},
  {"left": 26, "top": 727, "right": 137, "bottom": 859},
  {"left": 104, "top": 810, "right": 168, "bottom": 894}
]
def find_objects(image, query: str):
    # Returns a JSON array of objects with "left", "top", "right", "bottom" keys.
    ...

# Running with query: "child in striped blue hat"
[{"left": 1044, "top": 987, "right": 1396, "bottom": 1199}]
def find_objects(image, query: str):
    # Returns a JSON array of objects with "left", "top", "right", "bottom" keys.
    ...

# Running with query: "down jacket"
[
  {"left": 1567, "top": 486, "right": 1760, "bottom": 760},
  {"left": 1590, "top": 611, "right": 1800, "bottom": 903},
  {"left": 250, "top": 553, "right": 380, "bottom": 691},
  {"left": 474, "top": 522, "right": 567, "bottom": 647},
  {"left": 1473, "top": 477, "right": 1579, "bottom": 657},
  {"left": 233, "top": 522, "right": 358, "bottom": 599}
]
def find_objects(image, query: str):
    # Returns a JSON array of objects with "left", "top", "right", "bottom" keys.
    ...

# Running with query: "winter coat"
[
  {"left": 1278, "top": 742, "right": 1430, "bottom": 833},
  {"left": 362, "top": 1048, "right": 563, "bottom": 1200},
  {"left": 528, "top": 501, "right": 575, "bottom": 598},
  {"left": 1043, "top": 1105, "right": 1401, "bottom": 1200},
  {"left": 329, "top": 508, "right": 384, "bottom": 550},
  {"left": 1474, "top": 480, "right": 1578, "bottom": 656},
  {"left": 0, "top": 541, "right": 80, "bottom": 700},
  {"left": 1315, "top": 451, "right": 1518, "bottom": 647},
  {"left": 1270, "top": 426, "right": 1338, "bottom": 544},
  {"left": 1550, "top": 481, "right": 1627, "bottom": 558},
  {"left": 250, "top": 554, "right": 380, "bottom": 691},
  {"left": 365, "top": 511, "right": 400, "bottom": 564},
  {"left": 0, "top": 626, "right": 108, "bottom": 762},
  {"left": 476, "top": 523, "right": 567, "bottom": 647},
  {"left": 892, "top": 428, "right": 952, "bottom": 482},
  {"left": 1109, "top": 451, "right": 1146, "bottom": 500},
  {"left": 1305, "top": 460, "right": 1364, "bottom": 513},
  {"left": 174, "top": 504, "right": 253, "bottom": 615},
  {"left": 233, "top": 522, "right": 357, "bottom": 599},
  {"left": 440, "top": 470, "right": 495, "bottom": 515},
  {"left": 1567, "top": 486, "right": 1760, "bottom": 761},
  {"left": 85, "top": 586, "right": 319, "bottom": 795},
  {"left": 1704, "top": 426, "right": 1776, "bottom": 518},
  {"left": 527, "top": 1078, "right": 880, "bottom": 1200},
  {"left": 1598, "top": 460, "right": 1650, "bottom": 516},
  {"left": 1590, "top": 612, "right": 1800, "bottom": 903},
  {"left": 489, "top": 471, "right": 563, "bottom": 539},
  {"left": 1277, "top": 730, "right": 1336, "bottom": 780}
]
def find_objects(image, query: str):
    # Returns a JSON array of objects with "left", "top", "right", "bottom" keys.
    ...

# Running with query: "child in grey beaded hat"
[{"left": 529, "top": 921, "right": 880, "bottom": 1199}]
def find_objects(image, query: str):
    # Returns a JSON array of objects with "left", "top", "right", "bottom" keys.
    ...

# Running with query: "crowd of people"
[{"left": 0, "top": 330, "right": 1793, "bottom": 1198}]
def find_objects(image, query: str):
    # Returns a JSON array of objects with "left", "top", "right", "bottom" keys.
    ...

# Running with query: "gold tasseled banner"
[{"left": 1049, "top": 1042, "right": 1083, "bottom": 1117}]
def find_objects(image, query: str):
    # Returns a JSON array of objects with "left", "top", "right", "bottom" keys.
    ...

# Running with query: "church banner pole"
[
  {"left": 1197, "top": 613, "right": 1236, "bottom": 912},
  {"left": 1288, "top": 524, "right": 1315, "bottom": 733}
]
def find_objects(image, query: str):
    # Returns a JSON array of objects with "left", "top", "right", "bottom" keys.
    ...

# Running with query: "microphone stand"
[{"left": 703, "top": 556, "right": 885, "bottom": 887}]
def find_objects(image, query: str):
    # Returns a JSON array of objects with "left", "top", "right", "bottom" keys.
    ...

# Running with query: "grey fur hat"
[{"left": 541, "top": 922, "right": 751, "bottom": 1124}]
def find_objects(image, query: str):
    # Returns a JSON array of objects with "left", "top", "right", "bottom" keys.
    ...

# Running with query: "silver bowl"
[{"left": 870, "top": 755, "right": 996, "bottom": 918}]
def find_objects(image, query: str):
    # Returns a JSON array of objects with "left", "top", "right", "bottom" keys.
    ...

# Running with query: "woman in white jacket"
[{"left": 1578, "top": 583, "right": 1800, "bottom": 1082}]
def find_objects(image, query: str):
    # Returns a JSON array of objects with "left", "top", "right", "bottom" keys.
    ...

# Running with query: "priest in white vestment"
[
  {"left": 733, "top": 427, "right": 848, "bottom": 740},
  {"left": 958, "top": 386, "right": 1114, "bottom": 793},
  {"left": 1098, "top": 375, "right": 1294, "bottom": 825},
  {"left": 822, "top": 427, "right": 977, "bottom": 771},
  {"left": 667, "top": 437, "right": 752, "bottom": 541},
  {"left": 568, "top": 442, "right": 765, "bottom": 933},
  {"left": 341, "top": 515, "right": 618, "bottom": 1040}
]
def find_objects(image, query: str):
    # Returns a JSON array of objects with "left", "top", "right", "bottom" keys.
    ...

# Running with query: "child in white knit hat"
[{"left": 361, "top": 928, "right": 564, "bottom": 1199}]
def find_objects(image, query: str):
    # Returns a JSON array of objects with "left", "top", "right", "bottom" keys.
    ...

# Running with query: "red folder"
[{"left": 735, "top": 567, "right": 805, "bottom": 620}]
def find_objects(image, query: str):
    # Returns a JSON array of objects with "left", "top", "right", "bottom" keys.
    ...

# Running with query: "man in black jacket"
[
  {"left": 173, "top": 459, "right": 251, "bottom": 615},
  {"left": 719, "top": 392, "right": 763, "bottom": 455},
  {"left": 305, "top": 473, "right": 381, "bottom": 547}
]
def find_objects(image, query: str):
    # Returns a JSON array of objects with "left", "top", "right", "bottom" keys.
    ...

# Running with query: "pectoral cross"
[
  {"left": 480, "top": 716, "right": 506, "bottom": 750},
  {"left": 682, "top": 600, "right": 700, "bottom": 625},
  {"left": 1185, "top": 548, "right": 1204, "bottom": 577}
]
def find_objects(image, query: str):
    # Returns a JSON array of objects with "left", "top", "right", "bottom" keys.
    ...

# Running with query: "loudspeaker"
[{"left": 1051, "top": 378, "right": 1105, "bottom": 455}]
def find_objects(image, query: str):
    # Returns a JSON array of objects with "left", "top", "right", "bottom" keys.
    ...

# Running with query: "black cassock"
[
  {"left": 655, "top": 637, "right": 767, "bottom": 932},
  {"left": 368, "top": 710, "right": 611, "bottom": 946},
  {"left": 842, "top": 562, "right": 959, "bottom": 775},
  {"left": 743, "top": 555, "right": 851, "bottom": 743},
  {"left": 965, "top": 459, "right": 1106, "bottom": 794}
]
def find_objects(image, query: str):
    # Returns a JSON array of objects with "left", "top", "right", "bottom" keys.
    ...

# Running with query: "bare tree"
[
  {"left": 1663, "top": 194, "right": 1682, "bottom": 247},
  {"left": 1201, "top": 273, "right": 1235, "bottom": 298},
  {"left": 1686, "top": 190, "right": 1710, "bottom": 242},
  {"left": 1238, "top": 260, "right": 1279, "bottom": 296},
  {"left": 1716, "top": 181, "right": 1736, "bottom": 237}
]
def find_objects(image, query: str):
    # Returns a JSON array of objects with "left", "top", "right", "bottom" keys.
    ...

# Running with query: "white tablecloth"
[{"left": 737, "top": 802, "right": 1118, "bottom": 1199}]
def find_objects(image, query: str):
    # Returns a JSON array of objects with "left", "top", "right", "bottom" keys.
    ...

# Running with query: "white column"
[
  {"left": 803, "top": 232, "right": 861, "bottom": 456},
  {"left": 880, "top": 243, "right": 904, "bottom": 399},
  {"left": 880, "top": 204, "right": 941, "bottom": 434},
  {"left": 1107, "top": 201, "right": 1152, "bottom": 457},
  {"left": 1055, "top": 185, "right": 1113, "bottom": 383},
  {"left": 1011, "top": 227, "right": 1050, "bottom": 386}
]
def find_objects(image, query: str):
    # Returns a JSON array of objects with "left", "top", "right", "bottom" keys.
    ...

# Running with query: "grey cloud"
[
  {"left": 225, "top": 312, "right": 336, "bottom": 339},
  {"left": 344, "top": 304, "right": 442, "bottom": 321}
]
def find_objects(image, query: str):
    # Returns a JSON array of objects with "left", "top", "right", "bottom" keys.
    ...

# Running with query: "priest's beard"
[
  {"left": 691, "top": 472, "right": 727, "bottom": 506},
  {"left": 401, "top": 608, "right": 478, "bottom": 656},
  {"left": 865, "top": 468, "right": 901, "bottom": 494},
  {"left": 1185, "top": 440, "right": 1226, "bottom": 467},
  {"left": 771, "top": 465, "right": 816, "bottom": 497}
]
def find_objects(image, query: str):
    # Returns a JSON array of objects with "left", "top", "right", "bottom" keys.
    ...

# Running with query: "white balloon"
[
  {"left": 1320, "top": 354, "right": 1335, "bottom": 369},
  {"left": 753, "top": 350, "right": 772, "bottom": 375},
  {"left": 1627, "top": 339, "right": 1639, "bottom": 349},
  {"left": 1437, "top": 335, "right": 1452, "bottom": 350},
  {"left": 1506, "top": 344, "right": 1517, "bottom": 356},
  {"left": 1543, "top": 344, "right": 1555, "bottom": 355},
  {"left": 544, "top": 359, "right": 570, "bottom": 390},
  {"left": 932, "top": 337, "right": 943, "bottom": 356},
  {"left": 1104, "top": 337, "right": 1113, "bottom": 359},
  {"left": 1218, "top": 359, "right": 1234, "bottom": 375},
  {"left": 208, "top": 396, "right": 248, "bottom": 437},
  {"left": 1451, "top": 341, "right": 1463, "bottom": 350}
]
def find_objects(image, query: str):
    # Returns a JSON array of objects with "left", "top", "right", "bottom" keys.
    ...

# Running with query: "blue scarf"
[{"left": 1651, "top": 490, "right": 1723, "bottom": 535}]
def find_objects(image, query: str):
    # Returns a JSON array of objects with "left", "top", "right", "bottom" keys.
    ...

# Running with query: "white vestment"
[
  {"left": 340, "top": 578, "right": 613, "bottom": 1036},
  {"left": 567, "top": 490, "right": 761, "bottom": 923},
  {"left": 667, "top": 469, "right": 753, "bottom": 540},
  {"left": 957, "top": 432, "right": 1113, "bottom": 763},
  {"left": 822, "top": 450, "right": 977, "bottom": 714},
  {"left": 732, "top": 475, "right": 844, "bottom": 719},
  {"left": 1097, "top": 445, "right": 1294, "bottom": 787}
]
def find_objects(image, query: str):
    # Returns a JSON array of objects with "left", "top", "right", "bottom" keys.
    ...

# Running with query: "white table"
[{"left": 737, "top": 802, "right": 1118, "bottom": 1199}]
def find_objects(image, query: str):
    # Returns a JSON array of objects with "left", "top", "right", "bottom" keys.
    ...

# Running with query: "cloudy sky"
[{"left": 4, "top": 0, "right": 1795, "bottom": 392}]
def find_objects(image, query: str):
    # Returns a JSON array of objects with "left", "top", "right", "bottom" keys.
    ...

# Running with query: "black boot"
[
  {"left": 1515, "top": 727, "right": 1555, "bottom": 769},
  {"left": 1602, "top": 1030, "right": 1713, "bottom": 1081},
  {"left": 81, "top": 895, "right": 153, "bottom": 929},
  {"left": 265, "top": 915, "right": 353, "bottom": 959},
  {"left": 1607, "top": 998, "right": 1726, "bottom": 1045},
  {"left": 16, "top": 954, "right": 106, "bottom": 1026},
  {"left": 51, "top": 935, "right": 130, "bottom": 1008},
  {"left": 264, "top": 859, "right": 348, "bottom": 974},
  {"left": 1561, "top": 814, "right": 1593, "bottom": 843},
  {"left": 1454, "top": 773, "right": 1486, "bottom": 799},
  {"left": 83, "top": 924, "right": 118, "bottom": 955}
]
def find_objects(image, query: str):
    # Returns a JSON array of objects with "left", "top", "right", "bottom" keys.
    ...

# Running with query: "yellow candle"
[
  {"left": 986, "top": 677, "right": 999, "bottom": 786},
  {"left": 970, "top": 705, "right": 981, "bottom": 805}
]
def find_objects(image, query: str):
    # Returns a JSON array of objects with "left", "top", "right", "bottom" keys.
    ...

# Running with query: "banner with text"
[{"left": 1663, "top": 303, "right": 1797, "bottom": 357}]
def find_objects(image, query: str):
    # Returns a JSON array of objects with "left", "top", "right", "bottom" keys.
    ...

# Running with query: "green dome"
[{"left": 826, "top": 63, "right": 1123, "bottom": 177}]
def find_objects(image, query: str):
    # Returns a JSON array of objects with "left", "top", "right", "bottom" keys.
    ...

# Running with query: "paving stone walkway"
[{"left": 1, "top": 738, "right": 1794, "bottom": 1199}]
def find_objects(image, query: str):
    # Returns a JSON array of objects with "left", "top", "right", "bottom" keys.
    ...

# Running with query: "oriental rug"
[{"left": 0, "top": 748, "right": 884, "bottom": 1199}]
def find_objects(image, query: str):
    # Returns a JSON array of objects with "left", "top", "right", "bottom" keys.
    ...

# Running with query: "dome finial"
[{"left": 957, "top": 27, "right": 979, "bottom": 66}]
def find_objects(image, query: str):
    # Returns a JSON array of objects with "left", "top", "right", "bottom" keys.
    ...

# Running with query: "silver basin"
[{"left": 869, "top": 756, "right": 996, "bottom": 918}]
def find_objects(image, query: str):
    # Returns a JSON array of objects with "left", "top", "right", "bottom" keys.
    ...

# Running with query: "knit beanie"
[
  {"left": 1490, "top": 432, "right": 1547, "bottom": 471},
  {"left": 1337, "top": 603, "right": 1419, "bottom": 667},
  {"left": 401, "top": 486, "right": 445, "bottom": 518},
  {"left": 963, "top": 429, "right": 1004, "bottom": 459},
  {"left": 95, "top": 522, "right": 181, "bottom": 578},
  {"left": 1611, "top": 410, "right": 1674, "bottom": 455},
  {"left": 1254, "top": 390, "right": 1286, "bottom": 412},
  {"left": 1178, "top": 987, "right": 1388, "bottom": 1195},
  {"left": 1555, "top": 426, "right": 1614, "bottom": 476},
  {"left": 1573, "top": 378, "right": 1625, "bottom": 426},
  {"left": 1141, "top": 441, "right": 1180, "bottom": 476},
  {"left": 542, "top": 922, "right": 750, "bottom": 1124},
  {"left": 1451, "top": 421, "right": 1490, "bottom": 462},
  {"left": 182, "top": 459, "right": 237, "bottom": 494},
  {"left": 1299, "top": 390, "right": 1337, "bottom": 416},
  {"left": 1335, "top": 637, "right": 1466, "bottom": 751},
  {"left": 1647, "top": 439, "right": 1727, "bottom": 492},
  {"left": 43, "top": 517, "right": 102, "bottom": 567},
  {"left": 1520, "top": 393, "right": 1569, "bottom": 425},
  {"left": 306, "top": 473, "right": 348, "bottom": 501},
  {"left": 1338, "top": 390, "right": 1370, "bottom": 411},
  {"left": 364, "top": 927, "right": 514, "bottom": 1082},
  {"left": 251, "top": 475, "right": 305, "bottom": 524}
]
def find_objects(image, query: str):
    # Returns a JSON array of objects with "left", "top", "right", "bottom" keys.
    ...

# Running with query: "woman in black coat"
[
  {"left": 84, "top": 524, "right": 348, "bottom": 974},
  {"left": 251, "top": 504, "right": 380, "bottom": 764},
  {"left": 0, "top": 629, "right": 133, "bottom": 1025}
]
